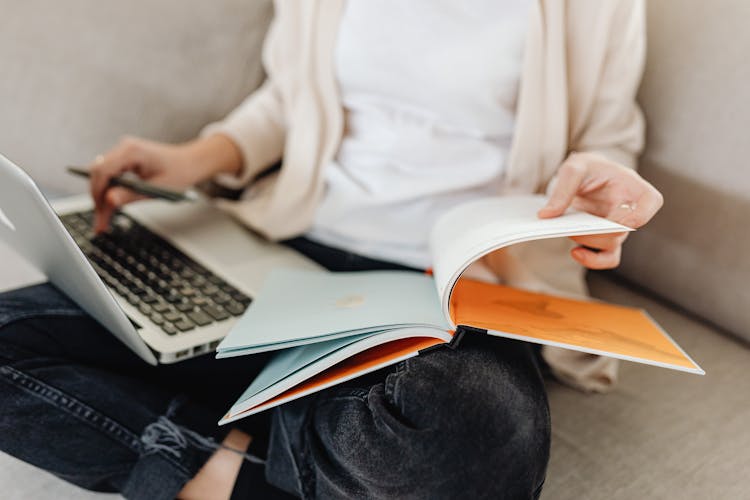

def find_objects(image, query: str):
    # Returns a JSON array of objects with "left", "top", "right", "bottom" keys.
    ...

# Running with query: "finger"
[
  {"left": 89, "top": 138, "right": 145, "bottom": 208},
  {"left": 569, "top": 232, "right": 629, "bottom": 252},
  {"left": 93, "top": 187, "right": 145, "bottom": 233},
  {"left": 617, "top": 187, "right": 664, "bottom": 229},
  {"left": 538, "top": 158, "right": 588, "bottom": 218},
  {"left": 94, "top": 200, "right": 116, "bottom": 234},
  {"left": 571, "top": 245, "right": 622, "bottom": 270},
  {"left": 90, "top": 157, "right": 132, "bottom": 217}
]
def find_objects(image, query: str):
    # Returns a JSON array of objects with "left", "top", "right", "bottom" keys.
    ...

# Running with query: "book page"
[
  {"left": 429, "top": 195, "right": 631, "bottom": 325},
  {"left": 217, "top": 269, "right": 449, "bottom": 356},
  {"left": 449, "top": 278, "right": 703, "bottom": 374}
]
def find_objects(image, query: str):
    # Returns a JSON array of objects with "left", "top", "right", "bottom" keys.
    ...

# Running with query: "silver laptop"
[{"left": 0, "top": 153, "right": 320, "bottom": 365}]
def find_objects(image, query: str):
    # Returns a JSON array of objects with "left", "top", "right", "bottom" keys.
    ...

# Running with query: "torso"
[{"left": 307, "top": 0, "right": 530, "bottom": 268}]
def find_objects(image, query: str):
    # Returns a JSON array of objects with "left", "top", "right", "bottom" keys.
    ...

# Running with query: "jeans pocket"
[{"left": 383, "top": 359, "right": 410, "bottom": 407}]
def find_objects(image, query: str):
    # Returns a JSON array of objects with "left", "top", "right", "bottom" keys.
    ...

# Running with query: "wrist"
[{"left": 186, "top": 134, "right": 243, "bottom": 182}]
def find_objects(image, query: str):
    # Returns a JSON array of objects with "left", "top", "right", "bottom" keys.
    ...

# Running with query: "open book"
[{"left": 217, "top": 196, "right": 703, "bottom": 425}]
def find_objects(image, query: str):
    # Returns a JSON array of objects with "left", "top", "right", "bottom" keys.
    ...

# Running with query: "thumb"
[{"left": 537, "top": 162, "right": 586, "bottom": 219}]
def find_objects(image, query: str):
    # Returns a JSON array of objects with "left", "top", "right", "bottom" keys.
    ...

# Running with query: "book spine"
[{"left": 418, "top": 326, "right": 488, "bottom": 355}]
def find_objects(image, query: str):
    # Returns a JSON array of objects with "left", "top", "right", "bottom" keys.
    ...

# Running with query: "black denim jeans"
[{"left": 0, "top": 237, "right": 550, "bottom": 499}]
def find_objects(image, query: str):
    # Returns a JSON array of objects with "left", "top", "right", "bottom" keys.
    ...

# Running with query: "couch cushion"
[
  {"left": 545, "top": 272, "right": 750, "bottom": 499},
  {"left": 0, "top": 0, "right": 272, "bottom": 196},
  {"left": 618, "top": 0, "right": 750, "bottom": 340}
]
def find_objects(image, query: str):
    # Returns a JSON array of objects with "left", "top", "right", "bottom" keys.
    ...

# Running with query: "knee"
[
  {"left": 294, "top": 343, "right": 551, "bottom": 498},
  {"left": 393, "top": 345, "right": 551, "bottom": 497},
  {"left": 442, "top": 369, "right": 548, "bottom": 462}
]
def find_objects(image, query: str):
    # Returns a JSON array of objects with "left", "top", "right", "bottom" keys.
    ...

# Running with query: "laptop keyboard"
[{"left": 60, "top": 210, "right": 251, "bottom": 336}]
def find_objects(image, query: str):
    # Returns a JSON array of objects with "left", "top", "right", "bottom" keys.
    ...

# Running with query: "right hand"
[{"left": 89, "top": 134, "right": 242, "bottom": 233}]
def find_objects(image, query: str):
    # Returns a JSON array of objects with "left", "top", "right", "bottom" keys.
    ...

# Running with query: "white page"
[
  {"left": 429, "top": 195, "right": 632, "bottom": 326},
  {"left": 217, "top": 269, "right": 449, "bottom": 354}
]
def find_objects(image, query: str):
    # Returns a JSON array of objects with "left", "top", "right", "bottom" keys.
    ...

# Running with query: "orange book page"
[
  {"left": 449, "top": 278, "right": 700, "bottom": 371},
  {"left": 229, "top": 336, "right": 446, "bottom": 418}
]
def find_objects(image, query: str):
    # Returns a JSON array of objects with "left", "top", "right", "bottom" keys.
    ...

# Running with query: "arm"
[
  {"left": 201, "top": 8, "right": 287, "bottom": 189},
  {"left": 569, "top": 0, "right": 647, "bottom": 169},
  {"left": 539, "top": 0, "right": 661, "bottom": 270},
  {"left": 89, "top": 6, "right": 288, "bottom": 231}
]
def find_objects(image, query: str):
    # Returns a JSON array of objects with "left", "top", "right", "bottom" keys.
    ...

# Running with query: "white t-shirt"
[{"left": 307, "top": 0, "right": 529, "bottom": 269}]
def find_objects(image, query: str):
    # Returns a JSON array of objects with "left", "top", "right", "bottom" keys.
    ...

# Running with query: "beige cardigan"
[{"left": 203, "top": 0, "right": 646, "bottom": 392}]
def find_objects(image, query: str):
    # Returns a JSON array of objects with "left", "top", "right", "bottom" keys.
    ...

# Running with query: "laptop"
[{"left": 0, "top": 153, "right": 320, "bottom": 365}]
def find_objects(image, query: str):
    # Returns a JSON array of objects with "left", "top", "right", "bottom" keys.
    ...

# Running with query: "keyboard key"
[
  {"left": 231, "top": 292, "right": 252, "bottom": 306},
  {"left": 174, "top": 318, "right": 195, "bottom": 332},
  {"left": 153, "top": 302, "right": 171, "bottom": 314},
  {"left": 142, "top": 294, "right": 159, "bottom": 304},
  {"left": 190, "top": 276, "right": 207, "bottom": 287},
  {"left": 191, "top": 296, "right": 209, "bottom": 306},
  {"left": 225, "top": 301, "right": 246, "bottom": 316},
  {"left": 179, "top": 268, "right": 195, "bottom": 279},
  {"left": 187, "top": 310, "right": 213, "bottom": 327},
  {"left": 162, "top": 323, "right": 177, "bottom": 336},
  {"left": 202, "top": 305, "right": 230, "bottom": 321},
  {"left": 150, "top": 313, "right": 164, "bottom": 325},
  {"left": 163, "top": 311, "right": 182, "bottom": 323},
  {"left": 213, "top": 293, "right": 231, "bottom": 305},
  {"left": 176, "top": 302, "right": 194, "bottom": 313}
]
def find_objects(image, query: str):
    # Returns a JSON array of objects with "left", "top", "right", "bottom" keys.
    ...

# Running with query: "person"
[{"left": 0, "top": 1, "right": 661, "bottom": 499}]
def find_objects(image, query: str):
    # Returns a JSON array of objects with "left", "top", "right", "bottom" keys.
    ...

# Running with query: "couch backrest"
[
  {"left": 0, "top": 0, "right": 272, "bottom": 196},
  {"left": 3, "top": 1, "right": 747, "bottom": 340},
  {"left": 618, "top": 0, "right": 750, "bottom": 341}
]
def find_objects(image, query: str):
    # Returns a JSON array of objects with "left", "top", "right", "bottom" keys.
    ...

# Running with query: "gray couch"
[{"left": 1, "top": 1, "right": 748, "bottom": 498}]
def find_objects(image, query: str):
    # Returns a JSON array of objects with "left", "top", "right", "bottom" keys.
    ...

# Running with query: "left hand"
[{"left": 537, "top": 152, "right": 664, "bottom": 270}]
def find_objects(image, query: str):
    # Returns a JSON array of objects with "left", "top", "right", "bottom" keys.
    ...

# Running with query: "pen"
[{"left": 66, "top": 166, "right": 199, "bottom": 202}]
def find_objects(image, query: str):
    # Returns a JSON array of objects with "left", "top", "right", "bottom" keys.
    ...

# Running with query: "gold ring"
[{"left": 618, "top": 202, "right": 637, "bottom": 211}]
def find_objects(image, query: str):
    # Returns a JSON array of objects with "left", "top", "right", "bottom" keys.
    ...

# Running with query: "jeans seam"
[
  {"left": 0, "top": 364, "right": 195, "bottom": 478},
  {"left": 56, "top": 463, "right": 133, "bottom": 483},
  {"left": 0, "top": 365, "right": 144, "bottom": 453},
  {"left": 384, "top": 359, "right": 409, "bottom": 409},
  {"left": 274, "top": 407, "right": 311, "bottom": 499}
]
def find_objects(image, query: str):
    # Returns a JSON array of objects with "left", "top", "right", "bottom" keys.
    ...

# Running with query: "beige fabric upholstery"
[
  {"left": 618, "top": 0, "right": 750, "bottom": 340},
  {"left": 545, "top": 274, "right": 750, "bottom": 499},
  {"left": 0, "top": 0, "right": 272, "bottom": 196}
]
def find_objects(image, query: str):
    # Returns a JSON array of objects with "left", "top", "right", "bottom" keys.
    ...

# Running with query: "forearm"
[{"left": 185, "top": 133, "right": 244, "bottom": 183}]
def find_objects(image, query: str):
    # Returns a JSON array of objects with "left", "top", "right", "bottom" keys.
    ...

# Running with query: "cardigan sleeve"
[
  {"left": 201, "top": 12, "right": 287, "bottom": 189},
  {"left": 570, "top": 0, "right": 646, "bottom": 170}
]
